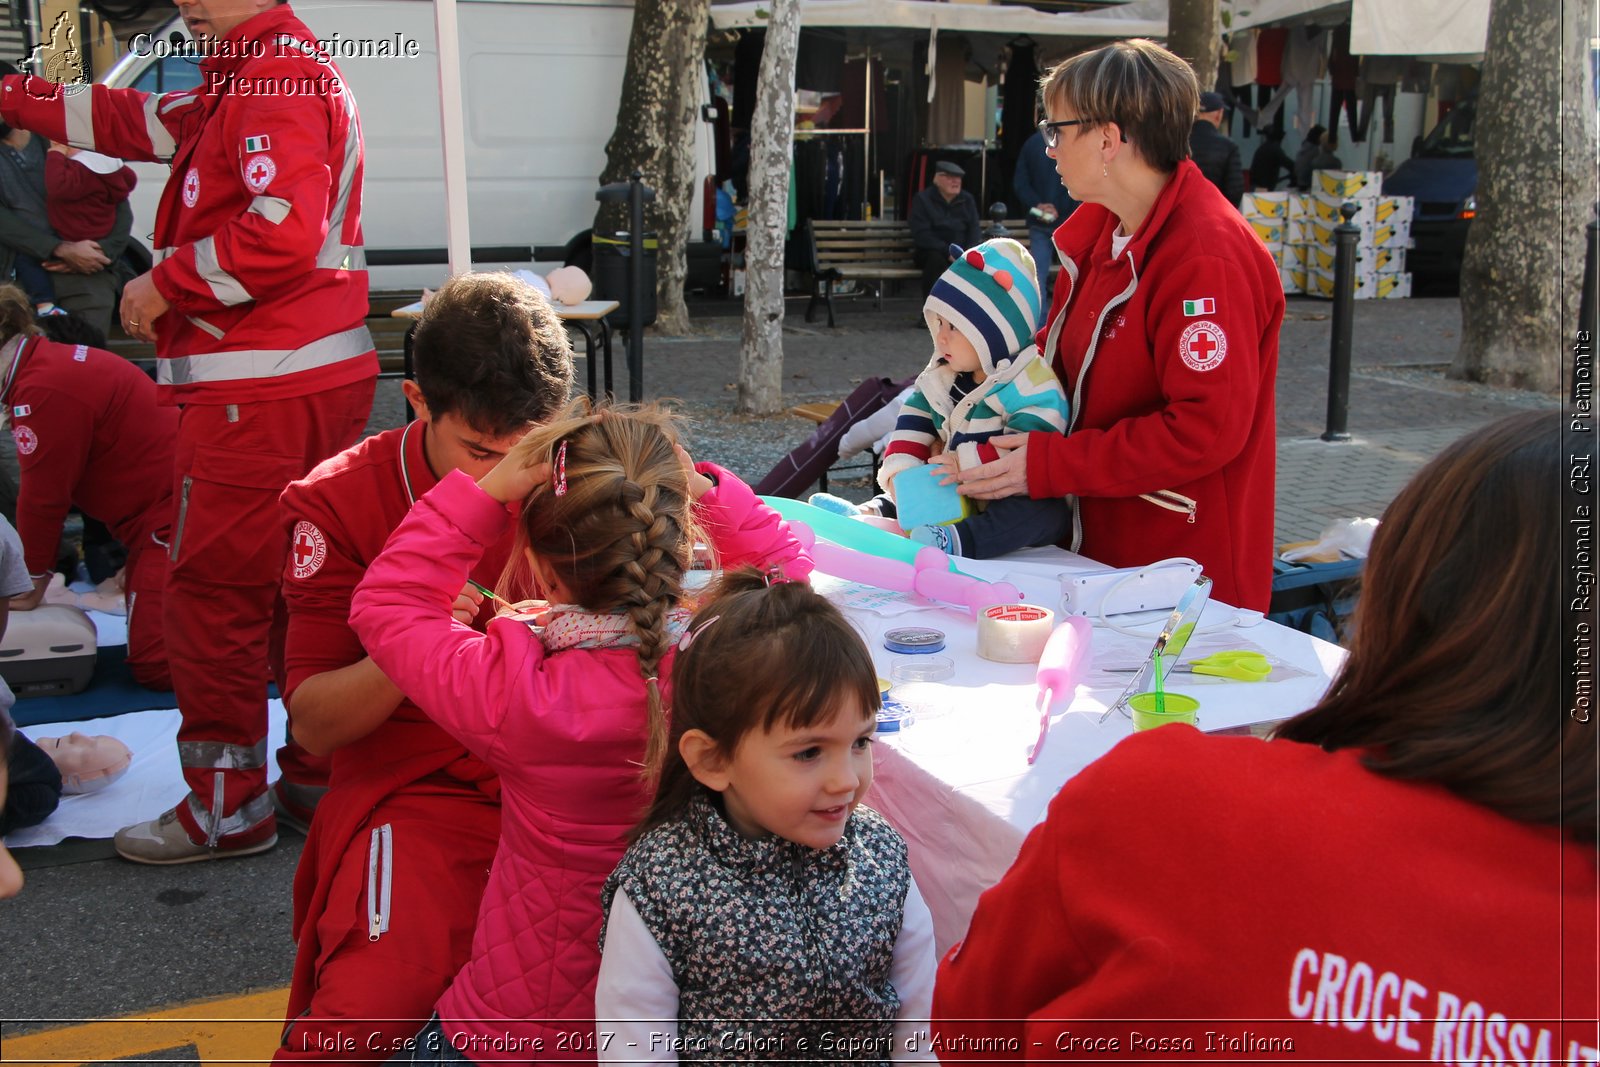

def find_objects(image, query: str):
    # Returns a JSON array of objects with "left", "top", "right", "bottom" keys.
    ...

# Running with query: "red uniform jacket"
[
  {"left": 1027, "top": 160, "right": 1282, "bottom": 611},
  {"left": 932, "top": 726, "right": 1599, "bottom": 1062},
  {"left": 279, "top": 423, "right": 505, "bottom": 1026},
  {"left": 44, "top": 152, "right": 136, "bottom": 242},
  {"left": 0, "top": 4, "right": 375, "bottom": 405},
  {"left": 2, "top": 335, "right": 175, "bottom": 575}
]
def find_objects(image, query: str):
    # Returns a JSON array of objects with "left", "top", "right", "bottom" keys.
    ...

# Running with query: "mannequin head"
[{"left": 37, "top": 733, "right": 132, "bottom": 794}]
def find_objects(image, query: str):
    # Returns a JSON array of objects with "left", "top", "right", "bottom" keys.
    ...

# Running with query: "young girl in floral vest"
[
  {"left": 597, "top": 572, "right": 938, "bottom": 1064},
  {"left": 349, "top": 400, "right": 809, "bottom": 1063}
]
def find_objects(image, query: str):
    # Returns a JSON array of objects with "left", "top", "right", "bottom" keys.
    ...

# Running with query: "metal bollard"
[
  {"left": 984, "top": 202, "right": 1011, "bottom": 240},
  {"left": 1580, "top": 200, "right": 1599, "bottom": 348},
  {"left": 595, "top": 170, "right": 657, "bottom": 403},
  {"left": 1323, "top": 201, "right": 1360, "bottom": 442}
]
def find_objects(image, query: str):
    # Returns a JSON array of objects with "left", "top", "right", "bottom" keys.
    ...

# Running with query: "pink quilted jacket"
[{"left": 349, "top": 465, "right": 810, "bottom": 1059}]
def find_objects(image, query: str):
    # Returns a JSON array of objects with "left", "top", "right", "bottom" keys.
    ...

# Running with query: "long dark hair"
[
  {"left": 1276, "top": 410, "right": 1592, "bottom": 836},
  {"left": 632, "top": 569, "right": 880, "bottom": 840}
]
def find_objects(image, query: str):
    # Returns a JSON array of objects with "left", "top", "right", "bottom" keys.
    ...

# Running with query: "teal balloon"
[{"left": 761, "top": 496, "right": 952, "bottom": 570}]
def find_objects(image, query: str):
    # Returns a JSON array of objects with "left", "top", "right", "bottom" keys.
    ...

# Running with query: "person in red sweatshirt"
[
  {"left": 274, "top": 273, "right": 573, "bottom": 1061},
  {"left": 2, "top": 0, "right": 376, "bottom": 862},
  {"left": 932, "top": 411, "right": 1596, "bottom": 1061},
  {"left": 10, "top": 144, "right": 136, "bottom": 317},
  {"left": 0, "top": 285, "right": 174, "bottom": 688},
  {"left": 45, "top": 143, "right": 135, "bottom": 246},
  {"left": 955, "top": 39, "right": 1281, "bottom": 612}
]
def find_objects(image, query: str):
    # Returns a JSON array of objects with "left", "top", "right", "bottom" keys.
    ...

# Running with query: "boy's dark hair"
[
  {"left": 35, "top": 310, "right": 108, "bottom": 350},
  {"left": 632, "top": 569, "right": 880, "bottom": 840},
  {"left": 410, "top": 272, "right": 575, "bottom": 437}
]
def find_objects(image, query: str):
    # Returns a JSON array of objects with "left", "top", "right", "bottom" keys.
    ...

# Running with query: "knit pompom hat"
[{"left": 924, "top": 237, "right": 1042, "bottom": 375}]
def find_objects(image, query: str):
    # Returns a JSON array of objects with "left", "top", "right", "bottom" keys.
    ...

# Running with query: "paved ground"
[{"left": 0, "top": 290, "right": 1561, "bottom": 1051}]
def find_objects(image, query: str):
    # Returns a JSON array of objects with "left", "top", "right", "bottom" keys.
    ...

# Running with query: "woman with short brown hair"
[
  {"left": 932, "top": 410, "right": 1596, "bottom": 1057},
  {"left": 957, "top": 39, "right": 1281, "bottom": 612}
]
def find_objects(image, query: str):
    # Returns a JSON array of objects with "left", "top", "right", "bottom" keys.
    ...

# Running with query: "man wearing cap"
[
  {"left": 1190, "top": 91, "right": 1243, "bottom": 208},
  {"left": 910, "top": 160, "right": 981, "bottom": 301}
]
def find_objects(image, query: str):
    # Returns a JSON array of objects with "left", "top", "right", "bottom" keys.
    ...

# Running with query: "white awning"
[
  {"left": 709, "top": 0, "right": 1166, "bottom": 40},
  {"left": 1350, "top": 0, "right": 1488, "bottom": 56}
]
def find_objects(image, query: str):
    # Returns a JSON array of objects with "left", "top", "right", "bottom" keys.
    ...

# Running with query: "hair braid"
[{"left": 618, "top": 479, "right": 686, "bottom": 779}]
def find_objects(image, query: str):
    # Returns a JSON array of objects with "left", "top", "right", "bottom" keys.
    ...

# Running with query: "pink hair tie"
[{"left": 553, "top": 440, "right": 569, "bottom": 497}]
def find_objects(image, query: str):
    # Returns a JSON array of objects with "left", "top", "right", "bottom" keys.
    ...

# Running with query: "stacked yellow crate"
[
  {"left": 1297, "top": 170, "right": 1414, "bottom": 300},
  {"left": 1240, "top": 191, "right": 1298, "bottom": 293}
]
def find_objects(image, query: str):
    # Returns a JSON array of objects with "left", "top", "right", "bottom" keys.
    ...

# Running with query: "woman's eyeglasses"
[{"left": 1037, "top": 118, "right": 1086, "bottom": 149}]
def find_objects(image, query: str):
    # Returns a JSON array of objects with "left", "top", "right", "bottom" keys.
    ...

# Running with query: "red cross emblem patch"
[
  {"left": 11, "top": 424, "right": 37, "bottom": 456},
  {"left": 1178, "top": 320, "right": 1227, "bottom": 372},
  {"left": 291, "top": 520, "right": 328, "bottom": 579},
  {"left": 244, "top": 154, "right": 277, "bottom": 194},
  {"left": 182, "top": 167, "right": 200, "bottom": 208}
]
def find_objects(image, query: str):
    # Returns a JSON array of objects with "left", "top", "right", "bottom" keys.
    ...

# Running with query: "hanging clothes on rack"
[
  {"left": 1355, "top": 55, "right": 1407, "bottom": 143},
  {"left": 1326, "top": 23, "right": 1359, "bottom": 142}
]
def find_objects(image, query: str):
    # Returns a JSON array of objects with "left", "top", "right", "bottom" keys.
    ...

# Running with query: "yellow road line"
[{"left": 4, "top": 987, "right": 289, "bottom": 1066}]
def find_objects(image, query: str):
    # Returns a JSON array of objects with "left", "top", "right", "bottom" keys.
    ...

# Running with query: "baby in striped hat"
[{"left": 875, "top": 237, "right": 1072, "bottom": 559}]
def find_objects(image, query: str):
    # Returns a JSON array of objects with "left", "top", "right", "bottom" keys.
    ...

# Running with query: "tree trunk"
[
  {"left": 1167, "top": 0, "right": 1220, "bottom": 94},
  {"left": 736, "top": 0, "right": 800, "bottom": 415},
  {"left": 1457, "top": 0, "right": 1596, "bottom": 391},
  {"left": 596, "top": 0, "right": 711, "bottom": 337}
]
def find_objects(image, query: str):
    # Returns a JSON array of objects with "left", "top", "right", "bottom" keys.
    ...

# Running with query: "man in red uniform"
[
  {"left": 1, "top": 0, "right": 377, "bottom": 862},
  {"left": 0, "top": 291, "right": 175, "bottom": 687},
  {"left": 276, "top": 273, "right": 573, "bottom": 1059}
]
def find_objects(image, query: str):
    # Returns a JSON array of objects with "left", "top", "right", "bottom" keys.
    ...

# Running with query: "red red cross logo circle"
[
  {"left": 11, "top": 425, "right": 37, "bottom": 456},
  {"left": 244, "top": 154, "right": 277, "bottom": 193},
  {"left": 291, "top": 520, "right": 327, "bottom": 579},
  {"left": 1178, "top": 320, "right": 1228, "bottom": 372},
  {"left": 182, "top": 168, "right": 200, "bottom": 208}
]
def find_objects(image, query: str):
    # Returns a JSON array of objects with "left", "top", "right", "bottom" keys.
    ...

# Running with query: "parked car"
[{"left": 1382, "top": 92, "right": 1476, "bottom": 290}]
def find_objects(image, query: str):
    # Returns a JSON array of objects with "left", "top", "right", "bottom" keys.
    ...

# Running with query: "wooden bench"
[
  {"left": 803, "top": 219, "right": 921, "bottom": 327},
  {"left": 803, "top": 218, "right": 1034, "bottom": 327}
]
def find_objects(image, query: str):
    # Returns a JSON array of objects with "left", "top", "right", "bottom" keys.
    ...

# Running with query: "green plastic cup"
[{"left": 1128, "top": 692, "right": 1200, "bottom": 731}]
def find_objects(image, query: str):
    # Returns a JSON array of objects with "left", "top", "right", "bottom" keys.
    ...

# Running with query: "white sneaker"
[{"left": 114, "top": 805, "right": 277, "bottom": 865}]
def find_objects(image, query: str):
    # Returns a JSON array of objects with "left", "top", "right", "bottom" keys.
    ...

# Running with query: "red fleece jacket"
[{"left": 1026, "top": 160, "right": 1282, "bottom": 611}]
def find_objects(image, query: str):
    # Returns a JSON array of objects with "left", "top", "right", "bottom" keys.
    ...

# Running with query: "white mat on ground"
[{"left": 5, "top": 699, "right": 289, "bottom": 848}]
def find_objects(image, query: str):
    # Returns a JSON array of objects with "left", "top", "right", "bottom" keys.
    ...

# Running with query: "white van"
[{"left": 98, "top": 0, "right": 712, "bottom": 289}]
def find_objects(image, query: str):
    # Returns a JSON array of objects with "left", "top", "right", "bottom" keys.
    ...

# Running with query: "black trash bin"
[{"left": 591, "top": 231, "right": 658, "bottom": 328}]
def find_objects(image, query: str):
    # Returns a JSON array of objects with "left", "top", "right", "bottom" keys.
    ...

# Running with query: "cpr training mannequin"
[{"left": 36, "top": 732, "right": 131, "bottom": 793}]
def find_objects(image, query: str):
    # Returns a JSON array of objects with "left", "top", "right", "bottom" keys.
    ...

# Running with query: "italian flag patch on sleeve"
[
  {"left": 1183, "top": 297, "right": 1216, "bottom": 316},
  {"left": 244, "top": 135, "right": 271, "bottom": 153}
]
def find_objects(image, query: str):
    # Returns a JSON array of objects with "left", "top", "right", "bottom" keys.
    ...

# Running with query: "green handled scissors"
[{"left": 1108, "top": 650, "right": 1272, "bottom": 682}]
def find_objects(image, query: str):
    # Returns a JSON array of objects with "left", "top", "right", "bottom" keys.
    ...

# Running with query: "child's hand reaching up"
[
  {"left": 478, "top": 447, "right": 549, "bottom": 505},
  {"left": 674, "top": 444, "right": 715, "bottom": 500}
]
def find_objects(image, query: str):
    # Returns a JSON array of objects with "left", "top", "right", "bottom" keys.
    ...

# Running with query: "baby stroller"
[{"left": 754, "top": 376, "right": 913, "bottom": 498}]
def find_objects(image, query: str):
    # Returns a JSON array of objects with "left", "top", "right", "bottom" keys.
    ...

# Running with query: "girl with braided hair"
[{"left": 349, "top": 398, "right": 810, "bottom": 1063}]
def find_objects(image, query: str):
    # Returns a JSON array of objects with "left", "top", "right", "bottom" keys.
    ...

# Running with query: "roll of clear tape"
[{"left": 976, "top": 603, "right": 1055, "bottom": 663}]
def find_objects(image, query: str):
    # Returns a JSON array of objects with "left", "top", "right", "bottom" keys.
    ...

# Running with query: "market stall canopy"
[
  {"left": 1349, "top": 0, "right": 1488, "bottom": 56},
  {"left": 708, "top": 0, "right": 1166, "bottom": 41},
  {"left": 1226, "top": 0, "right": 1488, "bottom": 57}
]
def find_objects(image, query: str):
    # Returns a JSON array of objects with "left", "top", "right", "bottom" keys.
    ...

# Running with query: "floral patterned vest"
[{"left": 601, "top": 795, "right": 911, "bottom": 1064}]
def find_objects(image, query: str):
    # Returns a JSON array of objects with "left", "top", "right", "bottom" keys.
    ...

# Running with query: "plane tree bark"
[
  {"left": 596, "top": 0, "right": 712, "bottom": 336},
  {"left": 736, "top": 0, "right": 801, "bottom": 414},
  {"left": 1456, "top": 0, "right": 1596, "bottom": 390}
]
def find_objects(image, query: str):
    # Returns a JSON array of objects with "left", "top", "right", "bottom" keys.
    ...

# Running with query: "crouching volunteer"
[
  {"left": 0, "top": 289, "right": 175, "bottom": 688},
  {"left": 2, "top": 0, "right": 377, "bottom": 862},
  {"left": 274, "top": 274, "right": 574, "bottom": 1061}
]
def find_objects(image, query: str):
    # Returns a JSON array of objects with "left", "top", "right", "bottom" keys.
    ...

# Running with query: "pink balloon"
[{"left": 796, "top": 521, "right": 1019, "bottom": 614}]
